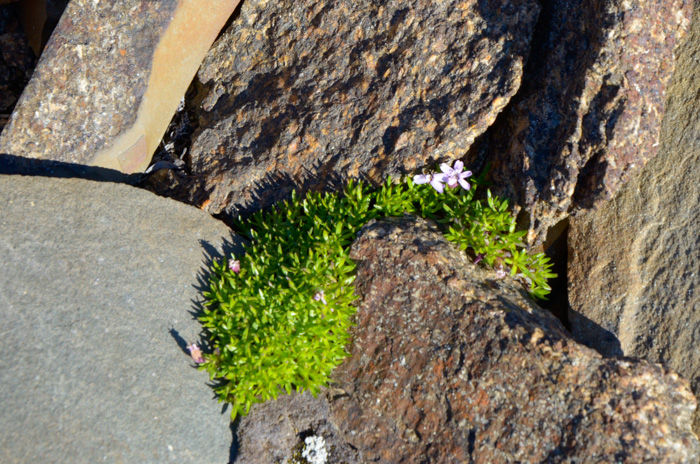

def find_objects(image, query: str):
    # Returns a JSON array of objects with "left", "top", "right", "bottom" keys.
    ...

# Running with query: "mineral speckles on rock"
[
  {"left": 329, "top": 217, "right": 700, "bottom": 463},
  {"left": 0, "top": 0, "right": 241, "bottom": 174},
  {"left": 487, "top": 0, "right": 691, "bottom": 244},
  {"left": 157, "top": 0, "right": 539, "bottom": 218},
  {"left": 0, "top": 0, "right": 175, "bottom": 162}
]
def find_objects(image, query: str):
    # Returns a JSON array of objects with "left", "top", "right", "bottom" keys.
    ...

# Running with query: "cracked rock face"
[
  {"left": 487, "top": 0, "right": 691, "bottom": 244},
  {"left": 567, "top": 4, "right": 700, "bottom": 433},
  {"left": 326, "top": 217, "right": 699, "bottom": 463},
  {"left": 149, "top": 0, "right": 539, "bottom": 218}
]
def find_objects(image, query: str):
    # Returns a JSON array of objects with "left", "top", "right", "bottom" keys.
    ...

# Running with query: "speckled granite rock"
[
  {"left": 325, "top": 217, "right": 699, "bottom": 463},
  {"left": 487, "top": 0, "right": 691, "bottom": 245},
  {"left": 0, "top": 0, "right": 240, "bottom": 174},
  {"left": 568, "top": 3, "right": 700, "bottom": 433},
  {"left": 144, "top": 0, "right": 539, "bottom": 218}
]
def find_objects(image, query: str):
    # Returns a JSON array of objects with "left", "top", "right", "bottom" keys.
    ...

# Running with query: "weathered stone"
[
  {"left": 568, "top": 3, "right": 700, "bottom": 433},
  {"left": 0, "top": 174, "right": 244, "bottom": 462},
  {"left": 234, "top": 390, "right": 359, "bottom": 464},
  {"left": 0, "top": 0, "right": 240, "bottom": 174},
  {"left": 0, "top": 4, "right": 35, "bottom": 133},
  {"left": 145, "top": 0, "right": 539, "bottom": 218},
  {"left": 327, "top": 217, "right": 698, "bottom": 462},
  {"left": 486, "top": 0, "right": 691, "bottom": 245}
]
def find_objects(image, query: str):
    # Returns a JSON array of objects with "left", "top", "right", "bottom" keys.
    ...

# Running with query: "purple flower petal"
[
  {"left": 430, "top": 176, "right": 445, "bottom": 193},
  {"left": 453, "top": 160, "right": 464, "bottom": 172},
  {"left": 413, "top": 174, "right": 432, "bottom": 184},
  {"left": 458, "top": 178, "right": 471, "bottom": 190},
  {"left": 439, "top": 162, "right": 453, "bottom": 174}
]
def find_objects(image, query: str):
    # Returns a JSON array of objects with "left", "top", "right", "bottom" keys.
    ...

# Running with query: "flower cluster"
[
  {"left": 414, "top": 160, "right": 472, "bottom": 193},
  {"left": 301, "top": 435, "right": 328, "bottom": 464}
]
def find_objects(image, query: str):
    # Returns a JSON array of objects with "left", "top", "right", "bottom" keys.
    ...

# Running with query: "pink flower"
[
  {"left": 413, "top": 172, "right": 448, "bottom": 193},
  {"left": 228, "top": 259, "right": 241, "bottom": 274},
  {"left": 187, "top": 343, "right": 204, "bottom": 364},
  {"left": 414, "top": 160, "right": 472, "bottom": 193},
  {"left": 313, "top": 290, "right": 327, "bottom": 305},
  {"left": 439, "top": 160, "right": 472, "bottom": 190}
]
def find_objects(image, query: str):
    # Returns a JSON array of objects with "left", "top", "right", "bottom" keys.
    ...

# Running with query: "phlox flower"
[
  {"left": 439, "top": 160, "right": 472, "bottom": 190},
  {"left": 228, "top": 258, "right": 241, "bottom": 274},
  {"left": 413, "top": 160, "right": 472, "bottom": 193},
  {"left": 187, "top": 343, "right": 204, "bottom": 364},
  {"left": 413, "top": 172, "right": 448, "bottom": 193}
]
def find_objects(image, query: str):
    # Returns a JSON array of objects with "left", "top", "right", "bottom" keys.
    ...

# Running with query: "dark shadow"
[
  {"left": 168, "top": 327, "right": 190, "bottom": 356},
  {"left": 567, "top": 310, "right": 624, "bottom": 357},
  {"left": 538, "top": 218, "right": 570, "bottom": 330},
  {"left": 0, "top": 153, "right": 142, "bottom": 184}
]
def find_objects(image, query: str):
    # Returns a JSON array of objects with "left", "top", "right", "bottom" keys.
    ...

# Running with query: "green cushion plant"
[{"left": 200, "top": 163, "right": 556, "bottom": 419}]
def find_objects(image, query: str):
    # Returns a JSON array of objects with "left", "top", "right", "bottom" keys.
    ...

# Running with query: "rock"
[
  {"left": 0, "top": 174, "right": 244, "bottom": 462},
  {"left": 0, "top": 3, "right": 35, "bottom": 133},
  {"left": 228, "top": 217, "right": 700, "bottom": 462},
  {"left": 329, "top": 217, "right": 698, "bottom": 462},
  {"left": 567, "top": 3, "right": 700, "bottom": 432},
  {"left": 486, "top": 0, "right": 691, "bottom": 245},
  {"left": 144, "top": 0, "right": 539, "bottom": 218},
  {"left": 233, "top": 390, "right": 359, "bottom": 464},
  {"left": 0, "top": 0, "right": 240, "bottom": 174}
]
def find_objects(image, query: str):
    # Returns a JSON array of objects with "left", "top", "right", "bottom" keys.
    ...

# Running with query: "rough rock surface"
[
  {"left": 228, "top": 217, "right": 700, "bottom": 463},
  {"left": 329, "top": 217, "right": 699, "bottom": 463},
  {"left": 487, "top": 0, "right": 691, "bottom": 244},
  {"left": 0, "top": 174, "right": 243, "bottom": 463},
  {"left": 568, "top": 4, "right": 700, "bottom": 432},
  {"left": 0, "top": 4, "right": 35, "bottom": 133},
  {"left": 233, "top": 390, "right": 359, "bottom": 464},
  {"left": 145, "top": 0, "right": 539, "bottom": 218},
  {"left": 0, "top": 0, "right": 240, "bottom": 174}
]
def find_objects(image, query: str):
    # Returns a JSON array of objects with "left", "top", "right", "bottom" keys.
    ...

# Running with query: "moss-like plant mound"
[{"left": 201, "top": 171, "right": 556, "bottom": 418}]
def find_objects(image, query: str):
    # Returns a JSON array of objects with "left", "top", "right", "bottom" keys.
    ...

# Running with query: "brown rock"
[
  {"left": 234, "top": 390, "right": 360, "bottom": 464},
  {"left": 568, "top": 3, "right": 700, "bottom": 433},
  {"left": 487, "top": 0, "right": 691, "bottom": 245},
  {"left": 327, "top": 217, "right": 699, "bottom": 462},
  {"left": 145, "top": 0, "right": 539, "bottom": 218},
  {"left": 0, "top": 0, "right": 240, "bottom": 174}
]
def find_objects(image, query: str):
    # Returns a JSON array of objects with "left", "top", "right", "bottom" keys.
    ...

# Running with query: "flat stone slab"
[
  {"left": 568, "top": 8, "right": 700, "bottom": 432},
  {"left": 0, "top": 174, "right": 243, "bottom": 462}
]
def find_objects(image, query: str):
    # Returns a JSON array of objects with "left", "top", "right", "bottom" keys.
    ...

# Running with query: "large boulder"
[
  {"left": 486, "top": 0, "right": 691, "bottom": 245},
  {"left": 567, "top": 3, "right": 700, "bottom": 432},
  {"left": 233, "top": 217, "right": 700, "bottom": 463},
  {"left": 0, "top": 174, "right": 243, "bottom": 462},
  {"left": 145, "top": 0, "right": 540, "bottom": 219},
  {"left": 0, "top": 0, "right": 240, "bottom": 174}
]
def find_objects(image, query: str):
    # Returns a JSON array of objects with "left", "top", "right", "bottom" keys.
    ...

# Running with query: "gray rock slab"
[
  {"left": 567, "top": 4, "right": 700, "bottom": 432},
  {"left": 0, "top": 174, "right": 243, "bottom": 463}
]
